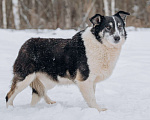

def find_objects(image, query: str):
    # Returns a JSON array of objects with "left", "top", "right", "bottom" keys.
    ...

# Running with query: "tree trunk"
[
  {"left": 111, "top": 0, "right": 115, "bottom": 15},
  {"left": 103, "top": 0, "right": 109, "bottom": 16},
  {"left": 64, "top": 0, "right": 71, "bottom": 29},
  {"left": 80, "top": 0, "right": 96, "bottom": 29},
  {"left": 12, "top": 0, "right": 20, "bottom": 29},
  {"left": 31, "top": 0, "right": 36, "bottom": 28},
  {"left": 52, "top": 0, "right": 58, "bottom": 29},
  {"left": 2, "top": 0, "right": 7, "bottom": 29}
]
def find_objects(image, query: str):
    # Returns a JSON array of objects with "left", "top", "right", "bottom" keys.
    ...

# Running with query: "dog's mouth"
[{"left": 114, "top": 40, "right": 120, "bottom": 44}]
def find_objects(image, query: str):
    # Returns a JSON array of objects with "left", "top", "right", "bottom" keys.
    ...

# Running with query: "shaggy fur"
[{"left": 6, "top": 11, "right": 130, "bottom": 111}]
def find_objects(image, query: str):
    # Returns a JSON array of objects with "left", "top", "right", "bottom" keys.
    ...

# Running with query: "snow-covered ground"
[{"left": 0, "top": 28, "right": 150, "bottom": 120}]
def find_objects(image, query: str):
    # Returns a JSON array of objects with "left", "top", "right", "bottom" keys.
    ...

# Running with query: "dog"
[{"left": 6, "top": 11, "right": 130, "bottom": 111}]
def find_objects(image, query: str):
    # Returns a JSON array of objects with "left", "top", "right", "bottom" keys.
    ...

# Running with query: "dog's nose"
[{"left": 114, "top": 36, "right": 120, "bottom": 42}]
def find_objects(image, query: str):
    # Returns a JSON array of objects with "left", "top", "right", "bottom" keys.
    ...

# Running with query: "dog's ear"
[
  {"left": 114, "top": 11, "right": 130, "bottom": 23},
  {"left": 89, "top": 14, "right": 103, "bottom": 26}
]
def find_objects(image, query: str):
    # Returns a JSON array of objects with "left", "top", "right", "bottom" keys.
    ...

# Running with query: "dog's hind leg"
[
  {"left": 30, "top": 76, "right": 56, "bottom": 106},
  {"left": 44, "top": 94, "right": 56, "bottom": 104},
  {"left": 36, "top": 73, "right": 57, "bottom": 105},
  {"left": 30, "top": 78, "right": 44, "bottom": 106},
  {"left": 30, "top": 89, "right": 42, "bottom": 106},
  {"left": 6, "top": 73, "right": 36, "bottom": 107}
]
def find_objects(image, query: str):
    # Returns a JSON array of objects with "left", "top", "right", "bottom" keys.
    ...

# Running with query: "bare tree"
[
  {"left": 111, "top": 0, "right": 115, "bottom": 15},
  {"left": 64, "top": 0, "right": 71, "bottom": 29},
  {"left": 2, "top": 0, "right": 7, "bottom": 28},
  {"left": 31, "top": 0, "right": 36, "bottom": 28},
  {"left": 12, "top": 0, "right": 20, "bottom": 29},
  {"left": 103, "top": 0, "right": 109, "bottom": 16},
  {"left": 51, "top": 0, "right": 58, "bottom": 29},
  {"left": 80, "top": 0, "right": 96, "bottom": 29},
  {"left": 0, "top": 0, "right": 150, "bottom": 29},
  {"left": 19, "top": 0, "right": 31, "bottom": 28}
]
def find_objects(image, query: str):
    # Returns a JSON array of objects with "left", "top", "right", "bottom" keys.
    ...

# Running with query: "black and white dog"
[{"left": 6, "top": 11, "right": 130, "bottom": 111}]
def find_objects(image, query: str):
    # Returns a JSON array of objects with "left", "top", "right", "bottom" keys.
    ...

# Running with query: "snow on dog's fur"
[{"left": 6, "top": 11, "right": 130, "bottom": 111}]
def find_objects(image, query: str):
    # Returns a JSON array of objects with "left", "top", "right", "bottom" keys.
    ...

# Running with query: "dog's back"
[{"left": 13, "top": 35, "right": 89, "bottom": 81}]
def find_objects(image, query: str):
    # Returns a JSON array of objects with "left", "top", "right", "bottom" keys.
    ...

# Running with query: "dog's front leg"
[{"left": 77, "top": 80, "right": 106, "bottom": 112}]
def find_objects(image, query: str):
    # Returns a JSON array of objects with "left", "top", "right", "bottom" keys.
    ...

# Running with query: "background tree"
[
  {"left": 2, "top": 0, "right": 7, "bottom": 28},
  {"left": 12, "top": 0, "right": 20, "bottom": 29},
  {"left": 0, "top": 0, "right": 150, "bottom": 29}
]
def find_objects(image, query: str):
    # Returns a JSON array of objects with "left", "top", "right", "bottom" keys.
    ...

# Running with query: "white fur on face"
[
  {"left": 112, "top": 16, "right": 120, "bottom": 36},
  {"left": 112, "top": 16, "right": 126, "bottom": 40},
  {"left": 103, "top": 32, "right": 115, "bottom": 46},
  {"left": 102, "top": 32, "right": 125, "bottom": 48},
  {"left": 99, "top": 17, "right": 126, "bottom": 47},
  {"left": 99, "top": 30, "right": 117, "bottom": 48}
]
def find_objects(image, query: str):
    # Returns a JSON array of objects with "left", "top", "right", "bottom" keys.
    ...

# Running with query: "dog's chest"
[{"left": 84, "top": 40, "right": 121, "bottom": 81}]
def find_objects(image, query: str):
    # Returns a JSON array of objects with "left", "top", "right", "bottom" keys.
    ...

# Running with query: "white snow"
[{"left": 0, "top": 28, "right": 150, "bottom": 120}]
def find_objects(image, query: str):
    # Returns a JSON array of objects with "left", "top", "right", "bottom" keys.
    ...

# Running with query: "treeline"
[{"left": 0, "top": 0, "right": 150, "bottom": 29}]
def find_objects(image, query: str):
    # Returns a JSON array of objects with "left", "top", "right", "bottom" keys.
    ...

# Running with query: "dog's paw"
[
  {"left": 49, "top": 100, "right": 56, "bottom": 104},
  {"left": 6, "top": 102, "right": 14, "bottom": 108},
  {"left": 97, "top": 108, "right": 107, "bottom": 112},
  {"left": 46, "top": 100, "right": 56, "bottom": 104}
]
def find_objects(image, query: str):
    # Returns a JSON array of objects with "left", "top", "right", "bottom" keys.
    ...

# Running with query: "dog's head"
[{"left": 90, "top": 11, "right": 130, "bottom": 48}]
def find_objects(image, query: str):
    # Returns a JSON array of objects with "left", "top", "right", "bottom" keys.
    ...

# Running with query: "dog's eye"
[
  {"left": 118, "top": 25, "right": 122, "bottom": 29},
  {"left": 106, "top": 26, "right": 111, "bottom": 31}
]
